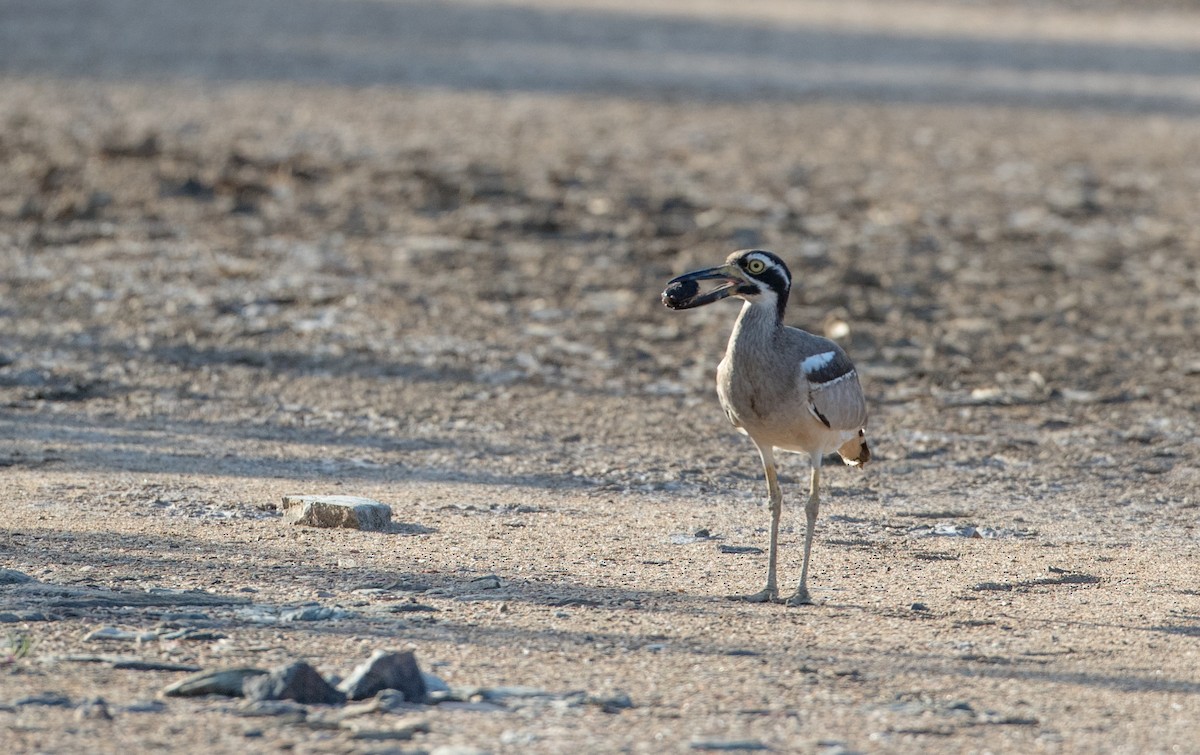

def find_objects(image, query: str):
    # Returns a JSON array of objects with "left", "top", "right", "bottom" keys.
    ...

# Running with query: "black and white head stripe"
[
  {"left": 801, "top": 349, "right": 857, "bottom": 387},
  {"left": 737, "top": 250, "right": 791, "bottom": 294}
]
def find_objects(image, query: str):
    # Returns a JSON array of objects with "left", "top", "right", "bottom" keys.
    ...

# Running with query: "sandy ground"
[{"left": 2, "top": 1, "right": 1200, "bottom": 753}]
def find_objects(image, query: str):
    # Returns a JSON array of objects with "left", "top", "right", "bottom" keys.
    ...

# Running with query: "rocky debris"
[
  {"left": 338, "top": 650, "right": 427, "bottom": 702},
  {"left": 162, "top": 668, "right": 268, "bottom": 698},
  {"left": 243, "top": 661, "right": 346, "bottom": 705},
  {"left": 461, "top": 575, "right": 502, "bottom": 591},
  {"left": 75, "top": 696, "right": 113, "bottom": 721},
  {"left": 81, "top": 625, "right": 226, "bottom": 645},
  {"left": 475, "top": 685, "right": 557, "bottom": 703},
  {"left": 112, "top": 660, "right": 203, "bottom": 672},
  {"left": 719, "top": 545, "right": 764, "bottom": 555},
  {"left": 340, "top": 717, "right": 431, "bottom": 741},
  {"left": 232, "top": 700, "right": 308, "bottom": 722},
  {"left": 123, "top": 700, "right": 167, "bottom": 714},
  {"left": 280, "top": 494, "right": 392, "bottom": 531},
  {"left": 910, "top": 524, "right": 1034, "bottom": 539},
  {"left": 422, "top": 670, "right": 451, "bottom": 695},
  {"left": 587, "top": 692, "right": 636, "bottom": 714},
  {"left": 0, "top": 610, "right": 55, "bottom": 623},
  {"left": 5, "top": 583, "right": 249, "bottom": 610},
  {"left": 337, "top": 689, "right": 409, "bottom": 718},
  {"left": 14, "top": 692, "right": 73, "bottom": 707},
  {"left": 373, "top": 601, "right": 439, "bottom": 614},
  {"left": 0, "top": 569, "right": 33, "bottom": 585},
  {"left": 41, "top": 653, "right": 198, "bottom": 672},
  {"left": 435, "top": 685, "right": 635, "bottom": 715},
  {"left": 85, "top": 626, "right": 159, "bottom": 643},
  {"left": 280, "top": 604, "right": 357, "bottom": 622},
  {"left": 973, "top": 570, "right": 1100, "bottom": 593},
  {"left": 429, "top": 574, "right": 506, "bottom": 600},
  {"left": 154, "top": 648, "right": 636, "bottom": 721},
  {"left": 671, "top": 529, "right": 719, "bottom": 545},
  {"left": 689, "top": 740, "right": 769, "bottom": 751},
  {"left": 157, "top": 627, "right": 226, "bottom": 641}
]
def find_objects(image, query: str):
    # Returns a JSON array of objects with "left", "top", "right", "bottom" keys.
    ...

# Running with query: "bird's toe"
[
  {"left": 783, "top": 590, "right": 814, "bottom": 607},
  {"left": 729, "top": 588, "right": 778, "bottom": 604}
]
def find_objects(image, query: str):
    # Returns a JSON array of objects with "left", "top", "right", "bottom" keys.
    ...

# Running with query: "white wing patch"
[{"left": 801, "top": 351, "right": 836, "bottom": 375}]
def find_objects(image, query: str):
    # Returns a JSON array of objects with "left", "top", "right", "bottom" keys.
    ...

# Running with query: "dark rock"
[
  {"left": 162, "top": 667, "right": 268, "bottom": 698},
  {"left": 719, "top": 545, "right": 764, "bottom": 555},
  {"left": 588, "top": 691, "right": 634, "bottom": 713},
  {"left": 338, "top": 650, "right": 427, "bottom": 702},
  {"left": 381, "top": 602, "right": 439, "bottom": 613},
  {"left": 101, "top": 133, "right": 160, "bottom": 158},
  {"left": 462, "top": 575, "right": 502, "bottom": 591},
  {"left": 15, "top": 692, "right": 72, "bottom": 707},
  {"left": 76, "top": 697, "right": 112, "bottom": 721},
  {"left": 0, "top": 568, "right": 33, "bottom": 585},
  {"left": 112, "top": 660, "right": 203, "bottom": 672},
  {"left": 243, "top": 661, "right": 346, "bottom": 705}
]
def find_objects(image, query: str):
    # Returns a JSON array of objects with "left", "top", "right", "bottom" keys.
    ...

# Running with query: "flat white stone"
[{"left": 280, "top": 495, "right": 392, "bottom": 532}]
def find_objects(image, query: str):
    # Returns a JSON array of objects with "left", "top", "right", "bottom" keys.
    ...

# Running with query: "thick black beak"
[{"left": 661, "top": 264, "right": 744, "bottom": 310}]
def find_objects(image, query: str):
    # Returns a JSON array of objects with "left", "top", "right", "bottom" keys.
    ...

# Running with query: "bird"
[{"left": 662, "top": 249, "right": 870, "bottom": 606}]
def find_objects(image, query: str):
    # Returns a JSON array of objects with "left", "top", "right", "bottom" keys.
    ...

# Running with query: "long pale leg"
[
  {"left": 785, "top": 456, "right": 822, "bottom": 607},
  {"left": 737, "top": 444, "right": 781, "bottom": 603}
]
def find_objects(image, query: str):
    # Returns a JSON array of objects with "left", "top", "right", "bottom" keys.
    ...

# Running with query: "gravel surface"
[{"left": 2, "top": 1, "right": 1199, "bottom": 753}]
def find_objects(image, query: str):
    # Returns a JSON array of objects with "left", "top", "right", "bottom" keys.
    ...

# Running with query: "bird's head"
[{"left": 661, "top": 250, "right": 792, "bottom": 317}]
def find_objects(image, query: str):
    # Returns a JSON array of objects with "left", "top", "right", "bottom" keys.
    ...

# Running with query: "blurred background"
[{"left": 1, "top": 0, "right": 1198, "bottom": 491}]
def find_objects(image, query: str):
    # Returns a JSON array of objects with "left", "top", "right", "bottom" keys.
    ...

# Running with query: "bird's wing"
[{"left": 798, "top": 347, "right": 868, "bottom": 431}]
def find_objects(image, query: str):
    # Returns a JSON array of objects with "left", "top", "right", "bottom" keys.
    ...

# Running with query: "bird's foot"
[
  {"left": 783, "top": 589, "right": 814, "bottom": 607},
  {"left": 729, "top": 587, "right": 778, "bottom": 603}
]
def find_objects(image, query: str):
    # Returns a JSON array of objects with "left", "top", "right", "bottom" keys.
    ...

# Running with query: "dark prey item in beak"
[
  {"left": 661, "top": 278, "right": 699, "bottom": 309},
  {"left": 661, "top": 264, "right": 743, "bottom": 310}
]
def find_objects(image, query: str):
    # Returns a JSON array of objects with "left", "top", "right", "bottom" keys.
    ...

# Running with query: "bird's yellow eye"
[{"left": 746, "top": 258, "right": 767, "bottom": 274}]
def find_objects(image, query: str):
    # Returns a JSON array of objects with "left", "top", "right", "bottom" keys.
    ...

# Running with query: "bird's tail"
[{"left": 838, "top": 429, "right": 870, "bottom": 467}]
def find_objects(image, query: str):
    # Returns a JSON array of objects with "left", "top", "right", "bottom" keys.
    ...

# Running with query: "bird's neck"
[{"left": 727, "top": 299, "right": 783, "bottom": 357}]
